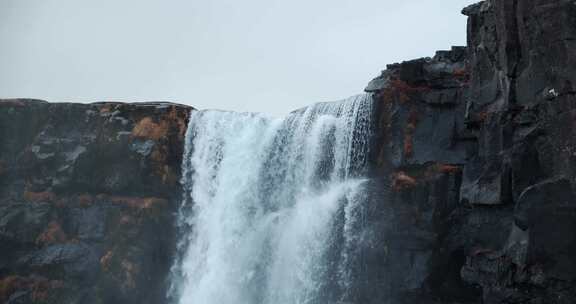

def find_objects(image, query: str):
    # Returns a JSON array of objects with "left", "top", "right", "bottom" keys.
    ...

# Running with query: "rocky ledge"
[
  {"left": 0, "top": 100, "right": 192, "bottom": 303},
  {"left": 363, "top": 0, "right": 576, "bottom": 303}
]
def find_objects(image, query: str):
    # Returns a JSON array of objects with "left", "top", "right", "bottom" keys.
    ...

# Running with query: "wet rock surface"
[
  {"left": 363, "top": 0, "right": 576, "bottom": 303},
  {"left": 0, "top": 100, "right": 192, "bottom": 303}
]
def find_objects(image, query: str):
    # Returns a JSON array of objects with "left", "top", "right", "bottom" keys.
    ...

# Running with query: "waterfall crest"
[{"left": 170, "top": 94, "right": 374, "bottom": 304}]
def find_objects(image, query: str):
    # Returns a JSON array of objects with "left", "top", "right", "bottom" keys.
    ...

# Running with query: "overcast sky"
[{"left": 0, "top": 0, "right": 477, "bottom": 115}]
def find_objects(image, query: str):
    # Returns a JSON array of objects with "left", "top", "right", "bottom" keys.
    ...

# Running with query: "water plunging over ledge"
[{"left": 169, "top": 94, "right": 374, "bottom": 304}]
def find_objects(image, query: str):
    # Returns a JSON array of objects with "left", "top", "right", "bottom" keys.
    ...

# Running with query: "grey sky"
[{"left": 0, "top": 0, "right": 477, "bottom": 115}]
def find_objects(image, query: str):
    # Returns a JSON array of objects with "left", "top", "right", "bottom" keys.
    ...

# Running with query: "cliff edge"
[
  {"left": 0, "top": 100, "right": 192, "bottom": 303},
  {"left": 363, "top": 0, "right": 576, "bottom": 303}
]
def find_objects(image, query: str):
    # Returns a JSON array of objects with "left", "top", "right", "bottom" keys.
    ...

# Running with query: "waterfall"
[{"left": 169, "top": 94, "right": 374, "bottom": 304}]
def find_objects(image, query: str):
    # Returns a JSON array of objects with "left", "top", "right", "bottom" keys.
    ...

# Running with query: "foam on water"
[{"left": 169, "top": 94, "right": 373, "bottom": 304}]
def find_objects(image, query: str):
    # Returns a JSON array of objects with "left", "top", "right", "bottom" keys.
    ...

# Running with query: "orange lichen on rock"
[
  {"left": 23, "top": 190, "right": 55, "bottom": 203},
  {"left": 133, "top": 106, "right": 189, "bottom": 141},
  {"left": 378, "top": 79, "right": 425, "bottom": 104},
  {"left": 453, "top": 68, "right": 470, "bottom": 82},
  {"left": 403, "top": 137, "right": 413, "bottom": 158},
  {"left": 419, "top": 163, "right": 463, "bottom": 181},
  {"left": 390, "top": 79, "right": 429, "bottom": 103},
  {"left": 403, "top": 123, "right": 416, "bottom": 158},
  {"left": 392, "top": 171, "right": 418, "bottom": 191},
  {"left": 36, "top": 221, "right": 68, "bottom": 245},
  {"left": 132, "top": 117, "right": 169, "bottom": 140},
  {"left": 77, "top": 194, "right": 94, "bottom": 207},
  {"left": 437, "top": 164, "right": 461, "bottom": 174},
  {"left": 390, "top": 79, "right": 416, "bottom": 92},
  {"left": 378, "top": 87, "right": 395, "bottom": 104},
  {"left": 0, "top": 276, "right": 62, "bottom": 303},
  {"left": 391, "top": 80, "right": 412, "bottom": 103},
  {"left": 477, "top": 111, "right": 488, "bottom": 122},
  {"left": 109, "top": 196, "right": 168, "bottom": 210},
  {"left": 403, "top": 110, "right": 419, "bottom": 158},
  {"left": 167, "top": 105, "right": 188, "bottom": 137}
]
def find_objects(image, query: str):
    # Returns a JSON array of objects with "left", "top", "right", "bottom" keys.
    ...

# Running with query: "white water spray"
[{"left": 170, "top": 94, "right": 373, "bottom": 304}]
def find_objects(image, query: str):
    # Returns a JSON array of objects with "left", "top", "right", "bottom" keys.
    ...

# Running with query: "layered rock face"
[
  {"left": 364, "top": 0, "right": 576, "bottom": 303},
  {"left": 0, "top": 100, "right": 191, "bottom": 303},
  {"left": 1, "top": 0, "right": 575, "bottom": 303}
]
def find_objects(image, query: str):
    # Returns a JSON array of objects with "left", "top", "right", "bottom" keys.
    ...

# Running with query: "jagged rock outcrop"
[
  {"left": 364, "top": 0, "right": 576, "bottom": 303},
  {"left": 0, "top": 100, "right": 192, "bottom": 303}
]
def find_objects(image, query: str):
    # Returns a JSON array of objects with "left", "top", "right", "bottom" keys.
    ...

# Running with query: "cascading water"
[{"left": 169, "top": 94, "right": 374, "bottom": 304}]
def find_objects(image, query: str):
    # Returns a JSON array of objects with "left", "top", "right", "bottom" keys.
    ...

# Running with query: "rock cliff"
[
  {"left": 0, "top": 101, "right": 192, "bottom": 303},
  {"left": 1, "top": 0, "right": 575, "bottom": 303},
  {"left": 364, "top": 0, "right": 576, "bottom": 303}
]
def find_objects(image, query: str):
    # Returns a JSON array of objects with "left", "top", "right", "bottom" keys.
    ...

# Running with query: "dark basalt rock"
[
  {"left": 362, "top": 0, "right": 576, "bottom": 303},
  {"left": 0, "top": 100, "right": 192, "bottom": 303}
]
